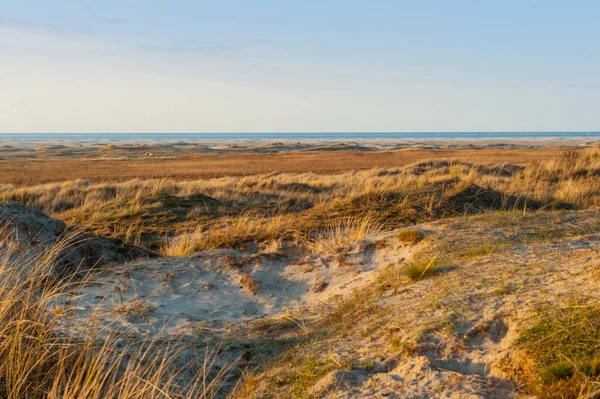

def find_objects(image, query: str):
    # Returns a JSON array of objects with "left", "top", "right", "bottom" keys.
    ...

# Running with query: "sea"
[{"left": 0, "top": 132, "right": 599, "bottom": 142}]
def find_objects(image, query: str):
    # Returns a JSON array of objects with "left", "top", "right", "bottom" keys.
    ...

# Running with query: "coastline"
[{"left": 1, "top": 135, "right": 600, "bottom": 153}]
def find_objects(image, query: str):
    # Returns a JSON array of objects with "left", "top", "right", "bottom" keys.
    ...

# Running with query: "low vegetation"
[
  {"left": 515, "top": 303, "right": 600, "bottom": 398},
  {"left": 397, "top": 228, "right": 424, "bottom": 244},
  {"left": 0, "top": 239, "right": 234, "bottom": 398},
  {"left": 2, "top": 146, "right": 599, "bottom": 257},
  {"left": 461, "top": 244, "right": 498, "bottom": 258},
  {"left": 404, "top": 257, "right": 440, "bottom": 281}
]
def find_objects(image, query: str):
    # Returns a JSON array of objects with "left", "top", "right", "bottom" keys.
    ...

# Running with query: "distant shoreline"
[{"left": 1, "top": 131, "right": 600, "bottom": 142}]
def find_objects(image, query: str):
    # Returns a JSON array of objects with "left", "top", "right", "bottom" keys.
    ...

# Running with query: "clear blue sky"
[{"left": 1, "top": 1, "right": 598, "bottom": 132}]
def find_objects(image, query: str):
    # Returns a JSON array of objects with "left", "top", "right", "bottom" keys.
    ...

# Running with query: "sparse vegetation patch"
[
  {"left": 397, "top": 228, "right": 424, "bottom": 244},
  {"left": 514, "top": 303, "right": 600, "bottom": 397},
  {"left": 405, "top": 257, "right": 440, "bottom": 281}
]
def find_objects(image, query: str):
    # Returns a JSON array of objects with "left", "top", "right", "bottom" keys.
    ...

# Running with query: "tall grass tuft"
[
  {"left": 0, "top": 237, "right": 235, "bottom": 398},
  {"left": 405, "top": 257, "right": 439, "bottom": 282},
  {"left": 162, "top": 212, "right": 308, "bottom": 256},
  {"left": 301, "top": 213, "right": 385, "bottom": 254}
]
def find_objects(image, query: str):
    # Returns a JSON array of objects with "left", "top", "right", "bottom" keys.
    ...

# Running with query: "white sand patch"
[{"left": 56, "top": 234, "right": 413, "bottom": 338}]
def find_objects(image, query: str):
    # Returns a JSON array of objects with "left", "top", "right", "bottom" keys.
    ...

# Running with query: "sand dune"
[
  {"left": 0, "top": 204, "right": 155, "bottom": 277},
  {"left": 56, "top": 233, "right": 412, "bottom": 338},
  {"left": 3, "top": 146, "right": 600, "bottom": 397},
  {"left": 40, "top": 209, "right": 600, "bottom": 397}
]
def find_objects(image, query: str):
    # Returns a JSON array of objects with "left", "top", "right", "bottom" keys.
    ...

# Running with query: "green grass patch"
[
  {"left": 265, "top": 353, "right": 375, "bottom": 397},
  {"left": 397, "top": 228, "right": 424, "bottom": 244},
  {"left": 461, "top": 244, "right": 498, "bottom": 258},
  {"left": 405, "top": 257, "right": 440, "bottom": 282},
  {"left": 515, "top": 303, "right": 600, "bottom": 397},
  {"left": 286, "top": 355, "right": 335, "bottom": 395},
  {"left": 493, "top": 284, "right": 513, "bottom": 296}
]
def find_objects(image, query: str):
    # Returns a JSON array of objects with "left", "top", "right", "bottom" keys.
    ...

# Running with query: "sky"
[{"left": 0, "top": 0, "right": 599, "bottom": 133}]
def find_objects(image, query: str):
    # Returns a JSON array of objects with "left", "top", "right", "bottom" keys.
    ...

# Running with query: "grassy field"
[
  {"left": 2, "top": 146, "right": 598, "bottom": 254},
  {"left": 2, "top": 145, "right": 600, "bottom": 398},
  {"left": 0, "top": 146, "right": 568, "bottom": 185}
]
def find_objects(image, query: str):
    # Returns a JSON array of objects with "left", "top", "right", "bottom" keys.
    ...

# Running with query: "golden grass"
[
  {"left": 1, "top": 146, "right": 600, "bottom": 258},
  {"left": 162, "top": 212, "right": 308, "bottom": 256},
  {"left": 0, "top": 238, "right": 235, "bottom": 398},
  {"left": 0, "top": 147, "right": 568, "bottom": 185},
  {"left": 301, "top": 213, "right": 386, "bottom": 254}
]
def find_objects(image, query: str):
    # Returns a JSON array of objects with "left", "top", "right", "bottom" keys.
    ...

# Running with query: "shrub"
[{"left": 397, "top": 228, "right": 424, "bottom": 244}]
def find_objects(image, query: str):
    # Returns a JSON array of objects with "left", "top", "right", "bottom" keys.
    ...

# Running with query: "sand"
[
  {"left": 44, "top": 209, "right": 600, "bottom": 398},
  {"left": 54, "top": 234, "right": 412, "bottom": 338}
]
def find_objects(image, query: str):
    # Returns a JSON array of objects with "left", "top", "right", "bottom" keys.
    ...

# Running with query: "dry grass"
[
  {"left": 162, "top": 212, "right": 309, "bottom": 256},
  {"left": 4, "top": 146, "right": 599, "bottom": 257},
  {"left": 300, "top": 213, "right": 385, "bottom": 254},
  {"left": 1, "top": 149, "right": 599, "bottom": 243},
  {"left": 376, "top": 261, "right": 407, "bottom": 295},
  {"left": 0, "top": 147, "right": 568, "bottom": 185},
  {"left": 0, "top": 237, "right": 236, "bottom": 398},
  {"left": 240, "top": 272, "right": 260, "bottom": 295}
]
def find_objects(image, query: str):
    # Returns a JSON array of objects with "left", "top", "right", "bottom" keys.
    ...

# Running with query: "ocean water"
[{"left": 0, "top": 132, "right": 599, "bottom": 142}]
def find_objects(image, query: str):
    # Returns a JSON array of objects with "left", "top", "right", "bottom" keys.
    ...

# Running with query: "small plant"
[
  {"left": 405, "top": 257, "right": 439, "bottom": 281},
  {"left": 357, "top": 358, "right": 376, "bottom": 371},
  {"left": 225, "top": 253, "right": 242, "bottom": 268},
  {"left": 376, "top": 261, "right": 406, "bottom": 294},
  {"left": 115, "top": 299, "right": 156, "bottom": 318},
  {"left": 397, "top": 228, "right": 424, "bottom": 244},
  {"left": 494, "top": 284, "right": 513, "bottom": 296},
  {"left": 281, "top": 308, "right": 309, "bottom": 334},
  {"left": 312, "top": 279, "right": 328, "bottom": 293},
  {"left": 390, "top": 337, "right": 416, "bottom": 355},
  {"left": 542, "top": 362, "right": 574, "bottom": 384},
  {"left": 580, "top": 358, "right": 600, "bottom": 377},
  {"left": 336, "top": 252, "right": 352, "bottom": 267},
  {"left": 462, "top": 244, "right": 497, "bottom": 258},
  {"left": 240, "top": 272, "right": 260, "bottom": 295}
]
